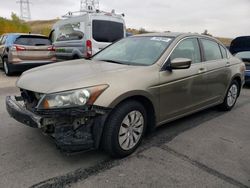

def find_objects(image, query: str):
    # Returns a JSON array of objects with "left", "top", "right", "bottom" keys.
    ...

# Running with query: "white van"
[{"left": 50, "top": 10, "right": 126, "bottom": 60}]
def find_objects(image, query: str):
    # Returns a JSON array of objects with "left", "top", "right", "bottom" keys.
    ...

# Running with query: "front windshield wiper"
[
  {"left": 97, "top": 59, "right": 146, "bottom": 66},
  {"left": 98, "top": 59, "right": 127, "bottom": 65}
]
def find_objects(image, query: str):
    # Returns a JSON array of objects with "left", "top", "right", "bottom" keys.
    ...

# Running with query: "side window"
[
  {"left": 201, "top": 39, "right": 222, "bottom": 61},
  {"left": 56, "top": 22, "right": 84, "bottom": 41},
  {"left": 219, "top": 45, "right": 227, "bottom": 59},
  {"left": 170, "top": 38, "right": 201, "bottom": 64}
]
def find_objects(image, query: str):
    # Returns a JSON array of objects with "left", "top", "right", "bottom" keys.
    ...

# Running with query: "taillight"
[
  {"left": 13, "top": 45, "right": 26, "bottom": 51},
  {"left": 86, "top": 40, "right": 92, "bottom": 58},
  {"left": 48, "top": 45, "right": 56, "bottom": 51}
]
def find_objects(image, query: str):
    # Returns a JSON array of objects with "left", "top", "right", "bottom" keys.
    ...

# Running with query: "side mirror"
[{"left": 170, "top": 58, "right": 191, "bottom": 69}]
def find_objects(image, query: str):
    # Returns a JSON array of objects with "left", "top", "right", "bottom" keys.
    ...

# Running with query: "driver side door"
[{"left": 158, "top": 37, "right": 207, "bottom": 124}]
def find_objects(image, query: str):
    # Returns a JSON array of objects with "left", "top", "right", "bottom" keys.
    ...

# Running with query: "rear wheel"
[
  {"left": 73, "top": 55, "right": 79, "bottom": 59},
  {"left": 3, "top": 58, "right": 12, "bottom": 76},
  {"left": 102, "top": 100, "right": 147, "bottom": 158},
  {"left": 219, "top": 80, "right": 239, "bottom": 111}
]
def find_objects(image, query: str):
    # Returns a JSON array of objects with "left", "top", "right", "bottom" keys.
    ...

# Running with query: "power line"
[{"left": 17, "top": 0, "right": 31, "bottom": 21}]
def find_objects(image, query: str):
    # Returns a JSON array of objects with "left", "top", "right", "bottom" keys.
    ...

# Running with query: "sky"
[{"left": 0, "top": 0, "right": 249, "bottom": 38}]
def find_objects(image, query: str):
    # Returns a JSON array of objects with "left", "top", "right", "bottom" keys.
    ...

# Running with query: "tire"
[
  {"left": 102, "top": 100, "right": 147, "bottom": 158},
  {"left": 3, "top": 58, "right": 12, "bottom": 76},
  {"left": 73, "top": 55, "right": 79, "bottom": 60},
  {"left": 219, "top": 80, "right": 239, "bottom": 111}
]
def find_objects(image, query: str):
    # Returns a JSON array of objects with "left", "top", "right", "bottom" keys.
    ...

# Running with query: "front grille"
[{"left": 21, "top": 89, "right": 39, "bottom": 111}]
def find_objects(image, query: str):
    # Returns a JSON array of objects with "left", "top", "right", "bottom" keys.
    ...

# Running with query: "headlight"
[{"left": 37, "top": 85, "right": 108, "bottom": 110}]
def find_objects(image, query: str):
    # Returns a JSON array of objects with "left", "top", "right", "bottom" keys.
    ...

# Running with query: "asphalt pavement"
[{"left": 0, "top": 70, "right": 249, "bottom": 188}]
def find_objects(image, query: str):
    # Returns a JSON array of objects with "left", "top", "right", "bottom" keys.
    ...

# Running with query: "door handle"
[
  {"left": 226, "top": 62, "right": 230, "bottom": 67},
  {"left": 198, "top": 67, "right": 206, "bottom": 74}
]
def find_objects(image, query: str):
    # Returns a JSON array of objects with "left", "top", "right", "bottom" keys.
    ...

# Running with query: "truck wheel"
[
  {"left": 219, "top": 80, "right": 239, "bottom": 111},
  {"left": 102, "top": 100, "right": 147, "bottom": 158},
  {"left": 3, "top": 58, "right": 12, "bottom": 76}
]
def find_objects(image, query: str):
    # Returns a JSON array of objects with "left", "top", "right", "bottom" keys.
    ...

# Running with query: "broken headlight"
[{"left": 37, "top": 85, "right": 108, "bottom": 110}]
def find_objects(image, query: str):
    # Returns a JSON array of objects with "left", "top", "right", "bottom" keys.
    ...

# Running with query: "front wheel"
[
  {"left": 219, "top": 80, "right": 239, "bottom": 111},
  {"left": 102, "top": 100, "right": 147, "bottom": 158}
]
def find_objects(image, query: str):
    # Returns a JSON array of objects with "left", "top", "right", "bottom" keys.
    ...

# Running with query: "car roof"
[
  {"left": 53, "top": 12, "right": 124, "bottom": 28},
  {"left": 132, "top": 32, "right": 184, "bottom": 38},
  {"left": 132, "top": 32, "right": 217, "bottom": 39}
]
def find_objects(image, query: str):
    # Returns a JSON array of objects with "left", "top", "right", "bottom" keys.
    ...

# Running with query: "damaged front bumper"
[{"left": 6, "top": 96, "right": 110, "bottom": 153}]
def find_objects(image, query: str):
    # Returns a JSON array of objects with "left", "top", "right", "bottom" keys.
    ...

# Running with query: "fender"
[
  {"left": 222, "top": 73, "right": 243, "bottom": 99},
  {"left": 109, "top": 90, "right": 156, "bottom": 109}
]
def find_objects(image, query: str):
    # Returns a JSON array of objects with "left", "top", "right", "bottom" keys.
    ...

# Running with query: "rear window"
[
  {"left": 92, "top": 20, "right": 124, "bottom": 43},
  {"left": 14, "top": 36, "right": 51, "bottom": 46}
]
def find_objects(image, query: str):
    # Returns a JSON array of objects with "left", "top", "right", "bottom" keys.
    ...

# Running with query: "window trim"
[
  {"left": 161, "top": 36, "right": 202, "bottom": 71},
  {"left": 219, "top": 44, "right": 228, "bottom": 59}
]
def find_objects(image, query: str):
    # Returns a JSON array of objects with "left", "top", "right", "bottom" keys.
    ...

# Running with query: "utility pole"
[
  {"left": 80, "top": 0, "right": 99, "bottom": 12},
  {"left": 17, "top": 0, "right": 31, "bottom": 21}
]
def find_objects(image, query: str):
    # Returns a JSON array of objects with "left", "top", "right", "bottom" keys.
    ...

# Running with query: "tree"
[{"left": 138, "top": 28, "right": 148, "bottom": 34}]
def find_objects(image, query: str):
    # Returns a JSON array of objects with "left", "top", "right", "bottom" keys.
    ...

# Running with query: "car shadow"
[
  {"left": 141, "top": 106, "right": 226, "bottom": 150},
  {"left": 28, "top": 106, "right": 228, "bottom": 188},
  {"left": 243, "top": 85, "right": 250, "bottom": 89}
]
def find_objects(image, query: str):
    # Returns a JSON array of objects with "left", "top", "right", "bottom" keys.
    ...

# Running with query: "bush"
[{"left": 0, "top": 13, "right": 30, "bottom": 35}]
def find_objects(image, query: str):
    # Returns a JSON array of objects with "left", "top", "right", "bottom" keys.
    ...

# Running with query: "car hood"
[
  {"left": 230, "top": 47, "right": 250, "bottom": 55},
  {"left": 16, "top": 59, "right": 138, "bottom": 93}
]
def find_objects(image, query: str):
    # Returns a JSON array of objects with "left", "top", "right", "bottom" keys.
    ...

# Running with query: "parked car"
[
  {"left": 0, "top": 33, "right": 56, "bottom": 75},
  {"left": 230, "top": 36, "right": 250, "bottom": 85},
  {"left": 6, "top": 33, "right": 245, "bottom": 158},
  {"left": 50, "top": 8, "right": 126, "bottom": 60}
]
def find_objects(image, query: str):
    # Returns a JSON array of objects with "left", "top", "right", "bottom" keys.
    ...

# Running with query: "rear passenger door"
[{"left": 200, "top": 38, "right": 230, "bottom": 104}]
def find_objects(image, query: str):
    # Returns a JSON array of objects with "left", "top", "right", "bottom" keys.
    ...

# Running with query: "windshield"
[
  {"left": 92, "top": 36, "right": 173, "bottom": 66},
  {"left": 235, "top": 51, "right": 250, "bottom": 59},
  {"left": 235, "top": 51, "right": 250, "bottom": 64}
]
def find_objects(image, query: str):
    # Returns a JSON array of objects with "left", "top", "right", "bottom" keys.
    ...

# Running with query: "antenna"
[
  {"left": 17, "top": 0, "right": 31, "bottom": 21},
  {"left": 80, "top": 0, "right": 99, "bottom": 12}
]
